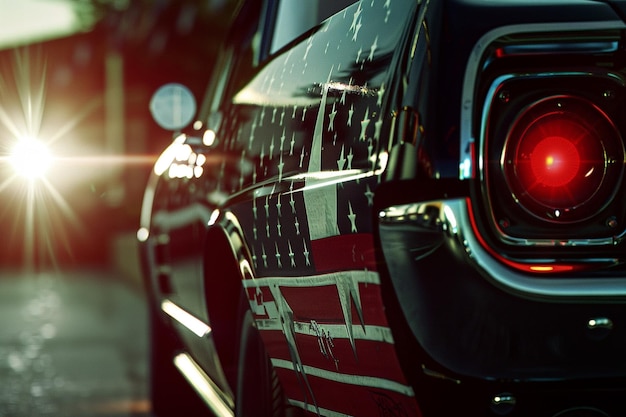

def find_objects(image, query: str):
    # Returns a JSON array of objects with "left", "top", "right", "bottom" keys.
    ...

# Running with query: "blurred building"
[{"left": 0, "top": 0, "right": 235, "bottom": 269}]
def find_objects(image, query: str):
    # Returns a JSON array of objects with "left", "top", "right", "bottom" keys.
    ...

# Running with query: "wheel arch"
[{"left": 202, "top": 211, "right": 254, "bottom": 392}]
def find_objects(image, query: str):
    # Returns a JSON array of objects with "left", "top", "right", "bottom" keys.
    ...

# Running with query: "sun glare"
[
  {"left": 9, "top": 136, "right": 53, "bottom": 180},
  {"left": 0, "top": 47, "right": 157, "bottom": 270},
  {"left": 0, "top": 47, "right": 93, "bottom": 270}
]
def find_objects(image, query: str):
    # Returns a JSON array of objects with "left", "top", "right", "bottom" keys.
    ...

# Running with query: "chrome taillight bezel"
[
  {"left": 481, "top": 73, "right": 626, "bottom": 243},
  {"left": 460, "top": 23, "right": 626, "bottom": 248}
]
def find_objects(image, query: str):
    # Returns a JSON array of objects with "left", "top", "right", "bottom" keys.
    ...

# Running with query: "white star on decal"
[
  {"left": 384, "top": 0, "right": 392, "bottom": 22},
  {"left": 328, "top": 103, "right": 337, "bottom": 131},
  {"left": 368, "top": 36, "right": 378, "bottom": 61},
  {"left": 304, "top": 37, "right": 313, "bottom": 60},
  {"left": 348, "top": 103, "right": 354, "bottom": 126},
  {"left": 303, "top": 239, "right": 311, "bottom": 266},
  {"left": 289, "top": 184, "right": 296, "bottom": 213},
  {"left": 288, "top": 241, "right": 296, "bottom": 267},
  {"left": 249, "top": 119, "right": 256, "bottom": 149},
  {"left": 343, "top": 78, "right": 353, "bottom": 105},
  {"left": 377, "top": 82, "right": 385, "bottom": 107},
  {"left": 278, "top": 152, "right": 284, "bottom": 181},
  {"left": 280, "top": 128, "right": 286, "bottom": 150},
  {"left": 350, "top": 2, "right": 362, "bottom": 33},
  {"left": 276, "top": 194, "right": 282, "bottom": 217},
  {"left": 352, "top": 18, "right": 362, "bottom": 42},
  {"left": 347, "top": 147, "right": 354, "bottom": 170},
  {"left": 348, "top": 201, "right": 357, "bottom": 233},
  {"left": 289, "top": 132, "right": 296, "bottom": 156},
  {"left": 360, "top": 107, "right": 371, "bottom": 141},
  {"left": 337, "top": 145, "right": 346, "bottom": 171},
  {"left": 365, "top": 184, "right": 375, "bottom": 206},
  {"left": 275, "top": 242, "right": 282, "bottom": 268},
  {"left": 374, "top": 117, "right": 383, "bottom": 141},
  {"left": 261, "top": 244, "right": 268, "bottom": 268}
]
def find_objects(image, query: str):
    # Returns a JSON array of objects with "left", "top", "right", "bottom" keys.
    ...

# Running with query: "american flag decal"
[{"left": 226, "top": 1, "right": 422, "bottom": 415}]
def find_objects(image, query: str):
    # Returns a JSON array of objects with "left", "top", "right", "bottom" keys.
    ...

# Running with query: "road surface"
[{"left": 0, "top": 268, "right": 150, "bottom": 417}]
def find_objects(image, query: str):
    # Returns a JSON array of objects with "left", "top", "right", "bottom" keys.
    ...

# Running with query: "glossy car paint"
[{"left": 140, "top": 0, "right": 626, "bottom": 416}]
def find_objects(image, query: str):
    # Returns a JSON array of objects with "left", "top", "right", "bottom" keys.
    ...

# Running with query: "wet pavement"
[{"left": 0, "top": 269, "right": 150, "bottom": 417}]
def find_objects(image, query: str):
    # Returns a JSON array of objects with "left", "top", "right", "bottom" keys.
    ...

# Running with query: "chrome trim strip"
[
  {"left": 441, "top": 198, "right": 626, "bottom": 299},
  {"left": 174, "top": 353, "right": 235, "bottom": 417},
  {"left": 161, "top": 300, "right": 212, "bottom": 338},
  {"left": 460, "top": 20, "right": 626, "bottom": 180},
  {"left": 500, "top": 41, "right": 619, "bottom": 56},
  {"left": 271, "top": 358, "right": 415, "bottom": 397}
]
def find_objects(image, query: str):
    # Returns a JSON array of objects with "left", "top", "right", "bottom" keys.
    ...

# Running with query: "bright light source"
[
  {"left": 10, "top": 137, "right": 53, "bottom": 180},
  {"left": 203, "top": 129, "right": 216, "bottom": 146},
  {"left": 154, "top": 134, "right": 187, "bottom": 176},
  {"left": 136, "top": 227, "right": 149, "bottom": 242},
  {"left": 0, "top": 0, "right": 83, "bottom": 48}
]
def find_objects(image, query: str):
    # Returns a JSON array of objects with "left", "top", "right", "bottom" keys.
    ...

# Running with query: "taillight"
[
  {"left": 470, "top": 29, "right": 626, "bottom": 270},
  {"left": 481, "top": 72, "right": 626, "bottom": 243},
  {"left": 502, "top": 95, "right": 623, "bottom": 223}
]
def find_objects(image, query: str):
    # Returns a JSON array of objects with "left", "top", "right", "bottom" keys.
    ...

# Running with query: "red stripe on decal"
[
  {"left": 261, "top": 329, "right": 402, "bottom": 380},
  {"left": 310, "top": 233, "right": 378, "bottom": 273},
  {"left": 276, "top": 367, "right": 421, "bottom": 417},
  {"left": 280, "top": 285, "right": 390, "bottom": 327}
]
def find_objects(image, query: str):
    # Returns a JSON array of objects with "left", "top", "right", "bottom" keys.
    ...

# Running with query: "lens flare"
[
  {"left": 9, "top": 136, "right": 53, "bottom": 180},
  {"left": 0, "top": 47, "right": 157, "bottom": 270},
  {"left": 529, "top": 135, "right": 580, "bottom": 188},
  {"left": 502, "top": 95, "right": 624, "bottom": 223}
]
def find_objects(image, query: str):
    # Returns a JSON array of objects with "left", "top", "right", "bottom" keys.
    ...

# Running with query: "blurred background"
[
  {"left": 0, "top": 0, "right": 236, "bottom": 271},
  {"left": 0, "top": 1, "right": 236, "bottom": 415}
]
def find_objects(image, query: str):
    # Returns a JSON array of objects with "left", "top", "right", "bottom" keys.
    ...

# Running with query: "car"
[{"left": 138, "top": 0, "right": 626, "bottom": 416}]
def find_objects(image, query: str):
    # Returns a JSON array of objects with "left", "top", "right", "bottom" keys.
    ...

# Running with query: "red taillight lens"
[
  {"left": 502, "top": 95, "right": 623, "bottom": 223},
  {"left": 528, "top": 135, "right": 580, "bottom": 188}
]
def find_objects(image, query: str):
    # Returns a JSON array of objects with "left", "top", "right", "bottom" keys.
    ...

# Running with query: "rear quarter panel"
[{"left": 210, "top": 1, "right": 422, "bottom": 415}]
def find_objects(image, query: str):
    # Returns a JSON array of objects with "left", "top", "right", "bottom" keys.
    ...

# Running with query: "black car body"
[{"left": 139, "top": 0, "right": 626, "bottom": 415}]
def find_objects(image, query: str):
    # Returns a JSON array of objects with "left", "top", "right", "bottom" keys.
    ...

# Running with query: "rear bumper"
[{"left": 375, "top": 179, "right": 626, "bottom": 415}]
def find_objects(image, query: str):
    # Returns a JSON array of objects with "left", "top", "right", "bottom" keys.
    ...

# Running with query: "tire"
[
  {"left": 235, "top": 307, "right": 285, "bottom": 417},
  {"left": 149, "top": 305, "right": 208, "bottom": 417}
]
